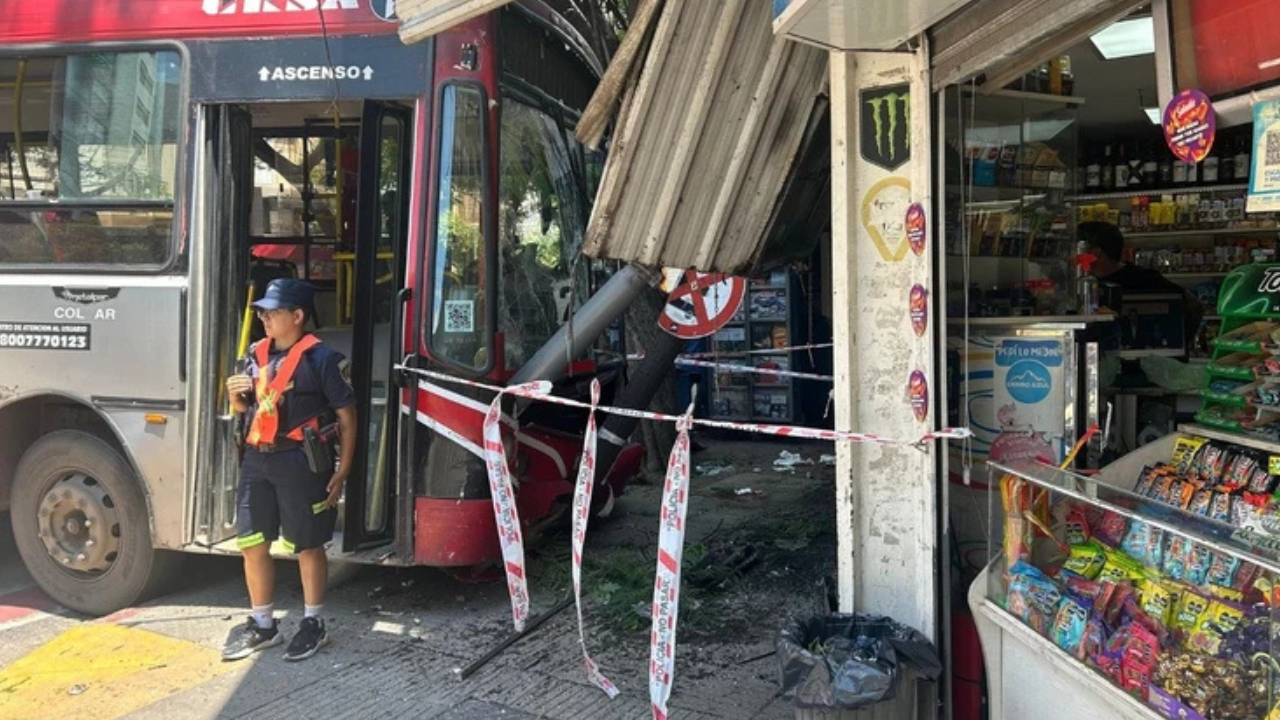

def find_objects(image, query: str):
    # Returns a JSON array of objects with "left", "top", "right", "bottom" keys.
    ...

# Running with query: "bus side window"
[{"left": 0, "top": 52, "right": 181, "bottom": 269}]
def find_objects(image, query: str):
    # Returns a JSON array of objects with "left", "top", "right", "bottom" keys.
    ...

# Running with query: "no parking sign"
[{"left": 658, "top": 269, "right": 746, "bottom": 340}]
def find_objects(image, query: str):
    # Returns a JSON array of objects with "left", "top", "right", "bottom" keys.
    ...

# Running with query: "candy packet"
[
  {"left": 1006, "top": 562, "right": 1062, "bottom": 636},
  {"left": 1171, "top": 437, "right": 1207, "bottom": 477},
  {"left": 1138, "top": 576, "right": 1178, "bottom": 628},
  {"left": 1093, "top": 512, "right": 1128, "bottom": 547},
  {"left": 1186, "top": 600, "right": 1246, "bottom": 655},
  {"left": 1120, "top": 521, "right": 1152, "bottom": 565},
  {"left": 1061, "top": 540, "right": 1106, "bottom": 580},
  {"left": 1098, "top": 547, "right": 1146, "bottom": 583},
  {"left": 1205, "top": 553, "right": 1241, "bottom": 589},
  {"left": 1051, "top": 594, "right": 1092, "bottom": 658},
  {"left": 1064, "top": 505, "right": 1091, "bottom": 546},
  {"left": 1172, "top": 588, "right": 1211, "bottom": 639}
]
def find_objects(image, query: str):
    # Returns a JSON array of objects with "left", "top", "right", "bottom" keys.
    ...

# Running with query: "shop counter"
[{"left": 971, "top": 438, "right": 1280, "bottom": 720}]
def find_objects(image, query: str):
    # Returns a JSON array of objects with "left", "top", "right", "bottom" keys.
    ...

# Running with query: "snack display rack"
[
  {"left": 708, "top": 270, "right": 799, "bottom": 422},
  {"left": 969, "top": 264, "right": 1280, "bottom": 720},
  {"left": 1196, "top": 264, "right": 1280, "bottom": 436}
]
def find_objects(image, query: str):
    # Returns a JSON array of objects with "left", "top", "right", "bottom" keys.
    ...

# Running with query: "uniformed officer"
[{"left": 221, "top": 278, "right": 357, "bottom": 662}]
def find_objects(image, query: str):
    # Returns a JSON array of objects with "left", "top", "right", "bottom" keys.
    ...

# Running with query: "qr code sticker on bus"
[
  {"left": 444, "top": 300, "right": 474, "bottom": 333},
  {"left": 1267, "top": 129, "right": 1280, "bottom": 166}
]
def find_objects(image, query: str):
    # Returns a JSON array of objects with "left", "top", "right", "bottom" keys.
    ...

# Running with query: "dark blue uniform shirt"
[{"left": 245, "top": 336, "right": 356, "bottom": 436}]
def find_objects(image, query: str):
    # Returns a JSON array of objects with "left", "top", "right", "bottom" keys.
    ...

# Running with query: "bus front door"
[
  {"left": 344, "top": 101, "right": 413, "bottom": 551},
  {"left": 194, "top": 103, "right": 253, "bottom": 549}
]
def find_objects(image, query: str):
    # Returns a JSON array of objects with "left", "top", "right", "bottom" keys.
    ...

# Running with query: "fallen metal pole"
[{"left": 457, "top": 594, "right": 575, "bottom": 680}]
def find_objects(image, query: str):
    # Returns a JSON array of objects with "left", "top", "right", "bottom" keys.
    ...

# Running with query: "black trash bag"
[{"left": 776, "top": 613, "right": 943, "bottom": 710}]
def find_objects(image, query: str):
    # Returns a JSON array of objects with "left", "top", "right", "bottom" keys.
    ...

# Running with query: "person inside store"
[
  {"left": 222, "top": 278, "right": 357, "bottom": 663},
  {"left": 1082, "top": 221, "right": 1203, "bottom": 462},
  {"left": 1081, "top": 220, "right": 1203, "bottom": 339}
]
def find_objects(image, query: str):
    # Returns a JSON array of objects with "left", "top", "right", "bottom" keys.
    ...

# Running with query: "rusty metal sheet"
[{"left": 582, "top": 0, "right": 828, "bottom": 275}]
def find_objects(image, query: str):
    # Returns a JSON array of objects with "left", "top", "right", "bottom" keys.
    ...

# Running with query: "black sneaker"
[
  {"left": 222, "top": 617, "right": 281, "bottom": 661},
  {"left": 283, "top": 617, "right": 329, "bottom": 661}
]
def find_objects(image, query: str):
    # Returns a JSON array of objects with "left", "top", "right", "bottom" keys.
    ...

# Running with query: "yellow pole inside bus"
[{"left": 230, "top": 282, "right": 255, "bottom": 414}]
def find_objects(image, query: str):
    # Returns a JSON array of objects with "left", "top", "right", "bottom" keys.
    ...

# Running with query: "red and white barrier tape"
[
  {"left": 680, "top": 342, "right": 833, "bottom": 359},
  {"left": 481, "top": 381, "right": 545, "bottom": 632},
  {"left": 402, "top": 362, "right": 970, "bottom": 707},
  {"left": 673, "top": 357, "right": 833, "bottom": 382},
  {"left": 570, "top": 380, "right": 619, "bottom": 698},
  {"left": 398, "top": 365, "right": 971, "bottom": 447},
  {"left": 613, "top": 342, "right": 834, "bottom": 364},
  {"left": 649, "top": 406, "right": 694, "bottom": 720}
]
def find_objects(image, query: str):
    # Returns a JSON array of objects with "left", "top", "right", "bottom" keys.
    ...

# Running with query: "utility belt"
[{"left": 243, "top": 413, "right": 339, "bottom": 474}]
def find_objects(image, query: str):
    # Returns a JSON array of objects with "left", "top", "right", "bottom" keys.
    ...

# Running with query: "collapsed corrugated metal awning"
[
  {"left": 580, "top": 0, "right": 828, "bottom": 274},
  {"left": 396, "top": 0, "right": 828, "bottom": 275}
]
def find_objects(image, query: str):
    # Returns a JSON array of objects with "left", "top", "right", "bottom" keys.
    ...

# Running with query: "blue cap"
[{"left": 252, "top": 278, "right": 315, "bottom": 311}]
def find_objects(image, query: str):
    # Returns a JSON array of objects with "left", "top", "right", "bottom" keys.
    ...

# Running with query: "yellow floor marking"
[{"left": 0, "top": 623, "right": 238, "bottom": 720}]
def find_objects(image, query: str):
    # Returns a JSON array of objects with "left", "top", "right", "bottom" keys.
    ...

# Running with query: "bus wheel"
[{"left": 10, "top": 430, "right": 178, "bottom": 616}]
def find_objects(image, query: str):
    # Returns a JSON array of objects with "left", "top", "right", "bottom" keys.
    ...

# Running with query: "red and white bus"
[{"left": 0, "top": 0, "right": 647, "bottom": 614}]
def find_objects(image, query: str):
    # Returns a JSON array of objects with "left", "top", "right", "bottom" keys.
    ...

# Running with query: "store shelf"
[
  {"left": 1207, "top": 363, "right": 1258, "bottom": 381},
  {"left": 962, "top": 86, "right": 1086, "bottom": 106},
  {"left": 1179, "top": 423, "right": 1280, "bottom": 455},
  {"left": 1199, "top": 389, "right": 1249, "bottom": 407},
  {"left": 1067, "top": 183, "right": 1249, "bottom": 202},
  {"left": 1162, "top": 271, "right": 1230, "bottom": 280},
  {"left": 1122, "top": 227, "right": 1279, "bottom": 240},
  {"left": 1212, "top": 337, "right": 1264, "bottom": 353},
  {"left": 945, "top": 253, "right": 1073, "bottom": 263}
]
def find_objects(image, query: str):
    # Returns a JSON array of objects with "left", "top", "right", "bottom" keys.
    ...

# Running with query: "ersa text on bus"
[{"left": 203, "top": 0, "right": 360, "bottom": 14}]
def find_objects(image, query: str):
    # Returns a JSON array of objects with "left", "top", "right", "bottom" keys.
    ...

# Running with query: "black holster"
[{"left": 302, "top": 422, "right": 339, "bottom": 474}]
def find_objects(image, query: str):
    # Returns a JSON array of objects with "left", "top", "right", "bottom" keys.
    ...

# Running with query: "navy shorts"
[{"left": 235, "top": 448, "right": 336, "bottom": 553}]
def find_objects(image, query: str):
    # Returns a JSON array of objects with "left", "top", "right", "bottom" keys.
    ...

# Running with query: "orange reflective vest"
[{"left": 245, "top": 334, "right": 321, "bottom": 447}]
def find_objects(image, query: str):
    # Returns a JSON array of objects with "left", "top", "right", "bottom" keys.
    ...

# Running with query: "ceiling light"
[
  {"left": 1144, "top": 107, "right": 1161, "bottom": 124},
  {"left": 1091, "top": 17, "right": 1155, "bottom": 60}
]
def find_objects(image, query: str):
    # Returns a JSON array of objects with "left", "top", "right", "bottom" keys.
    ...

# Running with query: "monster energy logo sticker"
[{"left": 861, "top": 84, "right": 911, "bottom": 171}]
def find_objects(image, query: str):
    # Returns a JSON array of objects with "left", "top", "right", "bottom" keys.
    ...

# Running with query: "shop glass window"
[
  {"left": 0, "top": 51, "right": 181, "bottom": 268},
  {"left": 429, "top": 84, "right": 489, "bottom": 371},
  {"left": 497, "top": 98, "right": 586, "bottom": 371}
]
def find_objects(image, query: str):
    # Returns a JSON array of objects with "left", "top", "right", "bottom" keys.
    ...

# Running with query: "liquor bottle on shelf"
[
  {"left": 1158, "top": 151, "right": 1173, "bottom": 187},
  {"left": 1185, "top": 158, "right": 1199, "bottom": 186},
  {"left": 1220, "top": 136, "right": 1235, "bottom": 184},
  {"left": 1141, "top": 141, "right": 1158, "bottom": 188},
  {"left": 1101, "top": 144, "right": 1115, "bottom": 190},
  {"left": 1129, "top": 142, "right": 1144, "bottom": 187},
  {"left": 1202, "top": 142, "right": 1220, "bottom": 184},
  {"left": 1085, "top": 149, "right": 1101, "bottom": 190},
  {"left": 1173, "top": 152, "right": 1188, "bottom": 185},
  {"left": 1115, "top": 144, "right": 1131, "bottom": 188},
  {"left": 1061, "top": 55, "right": 1075, "bottom": 96},
  {"left": 1234, "top": 134, "right": 1252, "bottom": 182}
]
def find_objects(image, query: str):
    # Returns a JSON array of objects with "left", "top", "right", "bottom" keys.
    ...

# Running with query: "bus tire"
[{"left": 10, "top": 430, "right": 179, "bottom": 616}]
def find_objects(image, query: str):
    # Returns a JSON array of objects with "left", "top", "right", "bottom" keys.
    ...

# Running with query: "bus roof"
[{"left": 0, "top": 0, "right": 399, "bottom": 45}]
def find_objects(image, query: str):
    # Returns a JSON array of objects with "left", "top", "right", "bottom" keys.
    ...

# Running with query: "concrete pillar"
[{"left": 829, "top": 48, "right": 936, "bottom": 637}]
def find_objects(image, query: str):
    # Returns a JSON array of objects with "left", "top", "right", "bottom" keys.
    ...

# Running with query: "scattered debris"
[
  {"left": 819, "top": 454, "right": 837, "bottom": 466},
  {"left": 773, "top": 451, "right": 814, "bottom": 472},
  {"left": 458, "top": 595, "right": 575, "bottom": 680},
  {"left": 773, "top": 537, "right": 811, "bottom": 552},
  {"left": 734, "top": 488, "right": 762, "bottom": 497},
  {"left": 695, "top": 461, "right": 737, "bottom": 477},
  {"left": 687, "top": 543, "right": 760, "bottom": 590},
  {"left": 68, "top": 684, "right": 87, "bottom": 696},
  {"left": 368, "top": 578, "right": 416, "bottom": 599}
]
